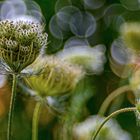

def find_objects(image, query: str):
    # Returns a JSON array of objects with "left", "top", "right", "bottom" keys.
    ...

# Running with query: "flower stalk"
[
  {"left": 32, "top": 101, "right": 42, "bottom": 140},
  {"left": 7, "top": 74, "right": 18, "bottom": 140}
]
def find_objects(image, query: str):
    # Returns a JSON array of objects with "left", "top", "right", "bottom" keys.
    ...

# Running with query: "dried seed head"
[
  {"left": 0, "top": 19, "right": 48, "bottom": 73},
  {"left": 26, "top": 56, "right": 84, "bottom": 97}
]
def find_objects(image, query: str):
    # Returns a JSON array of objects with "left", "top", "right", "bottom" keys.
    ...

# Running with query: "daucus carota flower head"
[
  {"left": 73, "top": 115, "right": 132, "bottom": 140},
  {"left": 56, "top": 45, "right": 106, "bottom": 74},
  {"left": 120, "top": 22, "right": 140, "bottom": 53},
  {"left": 0, "top": 19, "right": 48, "bottom": 73},
  {"left": 25, "top": 56, "right": 84, "bottom": 97}
]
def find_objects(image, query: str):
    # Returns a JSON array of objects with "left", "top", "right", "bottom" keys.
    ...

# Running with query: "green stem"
[
  {"left": 32, "top": 101, "right": 42, "bottom": 140},
  {"left": 92, "top": 107, "right": 136, "bottom": 140},
  {"left": 98, "top": 85, "right": 132, "bottom": 116},
  {"left": 7, "top": 74, "right": 17, "bottom": 140}
]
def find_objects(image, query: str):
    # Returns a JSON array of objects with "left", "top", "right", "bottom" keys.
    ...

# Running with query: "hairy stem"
[
  {"left": 32, "top": 101, "right": 42, "bottom": 140},
  {"left": 92, "top": 107, "right": 136, "bottom": 140},
  {"left": 7, "top": 74, "right": 17, "bottom": 140},
  {"left": 98, "top": 85, "right": 132, "bottom": 116}
]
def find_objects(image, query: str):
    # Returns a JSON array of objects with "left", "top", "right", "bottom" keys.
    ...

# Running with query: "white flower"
[
  {"left": 56, "top": 45, "right": 106, "bottom": 74},
  {"left": 73, "top": 115, "right": 132, "bottom": 140}
]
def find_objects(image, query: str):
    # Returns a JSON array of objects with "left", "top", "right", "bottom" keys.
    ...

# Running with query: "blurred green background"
[{"left": 0, "top": 0, "right": 140, "bottom": 140}]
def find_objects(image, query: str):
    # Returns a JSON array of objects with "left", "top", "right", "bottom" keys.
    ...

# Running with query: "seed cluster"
[
  {"left": 26, "top": 57, "right": 84, "bottom": 97},
  {"left": 0, "top": 20, "right": 48, "bottom": 73}
]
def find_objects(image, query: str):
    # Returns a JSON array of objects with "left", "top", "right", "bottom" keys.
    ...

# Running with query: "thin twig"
[{"left": 98, "top": 85, "right": 132, "bottom": 116}]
